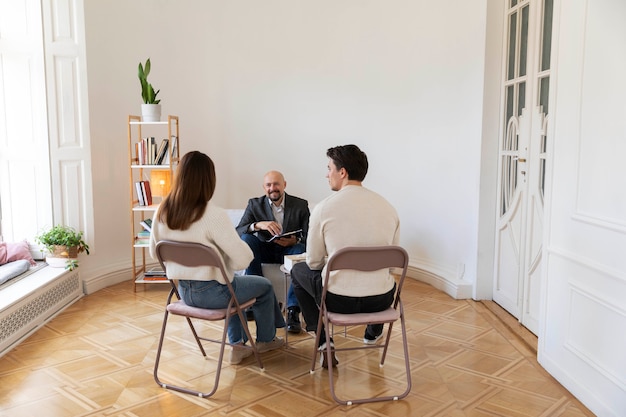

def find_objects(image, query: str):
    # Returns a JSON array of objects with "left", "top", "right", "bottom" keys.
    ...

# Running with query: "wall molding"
[
  {"left": 407, "top": 262, "right": 473, "bottom": 299},
  {"left": 83, "top": 260, "right": 474, "bottom": 300}
]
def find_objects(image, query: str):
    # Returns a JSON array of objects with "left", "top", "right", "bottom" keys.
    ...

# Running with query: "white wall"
[{"left": 80, "top": 1, "right": 488, "bottom": 294}]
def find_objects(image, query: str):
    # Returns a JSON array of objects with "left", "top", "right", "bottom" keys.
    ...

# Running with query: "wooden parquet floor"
[{"left": 0, "top": 279, "right": 595, "bottom": 416}]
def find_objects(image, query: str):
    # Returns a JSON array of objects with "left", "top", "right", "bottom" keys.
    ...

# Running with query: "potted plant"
[
  {"left": 138, "top": 58, "right": 162, "bottom": 122},
  {"left": 35, "top": 225, "right": 90, "bottom": 270}
]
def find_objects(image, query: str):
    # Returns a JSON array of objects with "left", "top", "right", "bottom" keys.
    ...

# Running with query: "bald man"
[{"left": 236, "top": 171, "right": 310, "bottom": 333}]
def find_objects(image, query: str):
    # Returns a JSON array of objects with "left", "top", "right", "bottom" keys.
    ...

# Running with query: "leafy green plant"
[
  {"left": 138, "top": 58, "right": 161, "bottom": 104},
  {"left": 35, "top": 225, "right": 90, "bottom": 270},
  {"left": 66, "top": 259, "right": 79, "bottom": 271}
]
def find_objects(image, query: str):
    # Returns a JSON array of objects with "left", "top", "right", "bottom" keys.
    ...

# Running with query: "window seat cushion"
[{"left": 0, "top": 259, "right": 31, "bottom": 285}]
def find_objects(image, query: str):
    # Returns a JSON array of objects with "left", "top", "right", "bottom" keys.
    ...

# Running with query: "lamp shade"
[{"left": 150, "top": 170, "right": 172, "bottom": 197}]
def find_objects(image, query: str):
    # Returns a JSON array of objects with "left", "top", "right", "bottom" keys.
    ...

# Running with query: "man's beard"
[{"left": 269, "top": 191, "right": 282, "bottom": 202}]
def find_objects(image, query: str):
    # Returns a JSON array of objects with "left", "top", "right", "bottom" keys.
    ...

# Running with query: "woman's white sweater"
[{"left": 149, "top": 202, "right": 253, "bottom": 283}]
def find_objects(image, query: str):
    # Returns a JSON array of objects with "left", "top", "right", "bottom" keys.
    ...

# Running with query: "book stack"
[
  {"left": 135, "top": 137, "right": 169, "bottom": 165},
  {"left": 135, "top": 180, "right": 152, "bottom": 205},
  {"left": 135, "top": 230, "right": 150, "bottom": 245},
  {"left": 144, "top": 266, "right": 167, "bottom": 280}
]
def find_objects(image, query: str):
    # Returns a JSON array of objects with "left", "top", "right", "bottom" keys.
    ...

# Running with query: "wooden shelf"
[
  {"left": 131, "top": 164, "right": 171, "bottom": 169},
  {"left": 134, "top": 276, "right": 168, "bottom": 284},
  {"left": 132, "top": 204, "right": 159, "bottom": 212},
  {"left": 128, "top": 114, "right": 179, "bottom": 290},
  {"left": 129, "top": 120, "right": 169, "bottom": 125}
]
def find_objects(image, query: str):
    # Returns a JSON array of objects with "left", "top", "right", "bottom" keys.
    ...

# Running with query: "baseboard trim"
[
  {"left": 82, "top": 268, "right": 133, "bottom": 294},
  {"left": 407, "top": 264, "right": 473, "bottom": 299},
  {"left": 81, "top": 261, "right": 474, "bottom": 300}
]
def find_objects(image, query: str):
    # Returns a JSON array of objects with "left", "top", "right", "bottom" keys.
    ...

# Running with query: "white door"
[
  {"left": 493, "top": 0, "right": 553, "bottom": 334},
  {"left": 539, "top": 1, "right": 626, "bottom": 415}
]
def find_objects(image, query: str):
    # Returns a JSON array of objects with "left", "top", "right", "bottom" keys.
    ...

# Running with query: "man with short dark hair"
[{"left": 291, "top": 144, "right": 400, "bottom": 368}]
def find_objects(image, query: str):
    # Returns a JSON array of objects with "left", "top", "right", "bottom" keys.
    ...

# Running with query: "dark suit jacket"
[{"left": 236, "top": 193, "right": 310, "bottom": 245}]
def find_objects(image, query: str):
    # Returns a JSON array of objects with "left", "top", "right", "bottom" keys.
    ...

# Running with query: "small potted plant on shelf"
[
  {"left": 35, "top": 225, "right": 90, "bottom": 271},
  {"left": 138, "top": 58, "right": 161, "bottom": 122}
]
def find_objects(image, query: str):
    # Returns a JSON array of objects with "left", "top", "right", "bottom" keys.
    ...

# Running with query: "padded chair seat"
[
  {"left": 326, "top": 307, "right": 399, "bottom": 326},
  {"left": 168, "top": 298, "right": 256, "bottom": 320}
]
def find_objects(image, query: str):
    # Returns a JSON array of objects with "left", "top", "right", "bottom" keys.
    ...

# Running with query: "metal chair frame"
[
  {"left": 153, "top": 240, "right": 264, "bottom": 398},
  {"left": 310, "top": 245, "right": 412, "bottom": 405}
]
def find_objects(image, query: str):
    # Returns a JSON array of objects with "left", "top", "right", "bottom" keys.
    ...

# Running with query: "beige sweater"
[
  {"left": 306, "top": 185, "right": 400, "bottom": 297},
  {"left": 149, "top": 202, "right": 253, "bottom": 283}
]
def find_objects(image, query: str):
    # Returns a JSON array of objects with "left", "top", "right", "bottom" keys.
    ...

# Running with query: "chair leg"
[
  {"left": 309, "top": 315, "right": 325, "bottom": 372},
  {"left": 154, "top": 308, "right": 222, "bottom": 398},
  {"left": 185, "top": 316, "right": 207, "bottom": 357},
  {"left": 153, "top": 309, "right": 170, "bottom": 389},
  {"left": 326, "top": 315, "right": 412, "bottom": 404},
  {"left": 397, "top": 310, "right": 412, "bottom": 399},
  {"left": 154, "top": 302, "right": 229, "bottom": 398},
  {"left": 205, "top": 320, "right": 230, "bottom": 398},
  {"left": 380, "top": 322, "right": 394, "bottom": 365},
  {"left": 324, "top": 317, "right": 336, "bottom": 393}
]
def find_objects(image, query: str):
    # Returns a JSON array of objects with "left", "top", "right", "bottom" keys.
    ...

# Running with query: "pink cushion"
[
  {"left": 167, "top": 298, "right": 257, "bottom": 320},
  {"left": 0, "top": 240, "right": 37, "bottom": 266}
]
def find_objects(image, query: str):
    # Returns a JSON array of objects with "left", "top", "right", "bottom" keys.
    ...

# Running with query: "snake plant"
[{"left": 138, "top": 58, "right": 161, "bottom": 104}]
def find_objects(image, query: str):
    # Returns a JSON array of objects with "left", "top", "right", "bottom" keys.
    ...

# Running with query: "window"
[{"left": 0, "top": 0, "right": 93, "bottom": 252}]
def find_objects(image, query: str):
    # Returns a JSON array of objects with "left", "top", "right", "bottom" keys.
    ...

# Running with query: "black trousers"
[{"left": 290, "top": 262, "right": 395, "bottom": 343}]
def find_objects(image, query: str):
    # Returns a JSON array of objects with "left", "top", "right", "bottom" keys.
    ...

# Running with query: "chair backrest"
[
  {"left": 155, "top": 240, "right": 229, "bottom": 282},
  {"left": 324, "top": 246, "right": 409, "bottom": 307},
  {"left": 326, "top": 246, "right": 408, "bottom": 273}
]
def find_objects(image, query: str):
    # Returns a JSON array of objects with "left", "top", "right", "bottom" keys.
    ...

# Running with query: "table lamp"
[{"left": 150, "top": 170, "right": 172, "bottom": 198}]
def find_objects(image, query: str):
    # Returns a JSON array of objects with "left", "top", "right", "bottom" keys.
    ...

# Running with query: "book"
[
  {"left": 148, "top": 137, "right": 156, "bottom": 164},
  {"left": 140, "top": 218, "right": 152, "bottom": 232},
  {"left": 265, "top": 229, "right": 303, "bottom": 243},
  {"left": 283, "top": 253, "right": 307, "bottom": 272},
  {"left": 144, "top": 266, "right": 166, "bottom": 277},
  {"left": 138, "top": 138, "right": 149, "bottom": 165},
  {"left": 155, "top": 138, "right": 169, "bottom": 165},
  {"left": 141, "top": 180, "right": 153, "bottom": 205},
  {"left": 135, "top": 181, "right": 145, "bottom": 205},
  {"left": 143, "top": 276, "right": 168, "bottom": 281}
]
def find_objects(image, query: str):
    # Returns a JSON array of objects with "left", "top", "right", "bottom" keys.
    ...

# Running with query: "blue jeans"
[
  {"left": 241, "top": 233, "right": 304, "bottom": 309},
  {"left": 177, "top": 275, "right": 285, "bottom": 344}
]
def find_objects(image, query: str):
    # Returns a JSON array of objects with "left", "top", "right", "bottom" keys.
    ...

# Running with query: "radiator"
[{"left": 0, "top": 268, "right": 83, "bottom": 357}]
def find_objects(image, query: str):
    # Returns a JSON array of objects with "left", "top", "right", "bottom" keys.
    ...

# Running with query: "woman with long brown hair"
[{"left": 150, "top": 151, "right": 284, "bottom": 364}]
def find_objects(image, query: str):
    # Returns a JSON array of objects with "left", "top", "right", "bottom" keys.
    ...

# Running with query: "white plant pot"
[
  {"left": 141, "top": 104, "right": 162, "bottom": 122},
  {"left": 46, "top": 256, "right": 73, "bottom": 268},
  {"left": 46, "top": 245, "right": 78, "bottom": 268}
]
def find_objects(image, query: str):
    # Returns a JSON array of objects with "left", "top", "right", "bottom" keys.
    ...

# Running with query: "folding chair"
[
  {"left": 310, "top": 246, "right": 412, "bottom": 405},
  {"left": 153, "top": 240, "right": 264, "bottom": 398}
]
